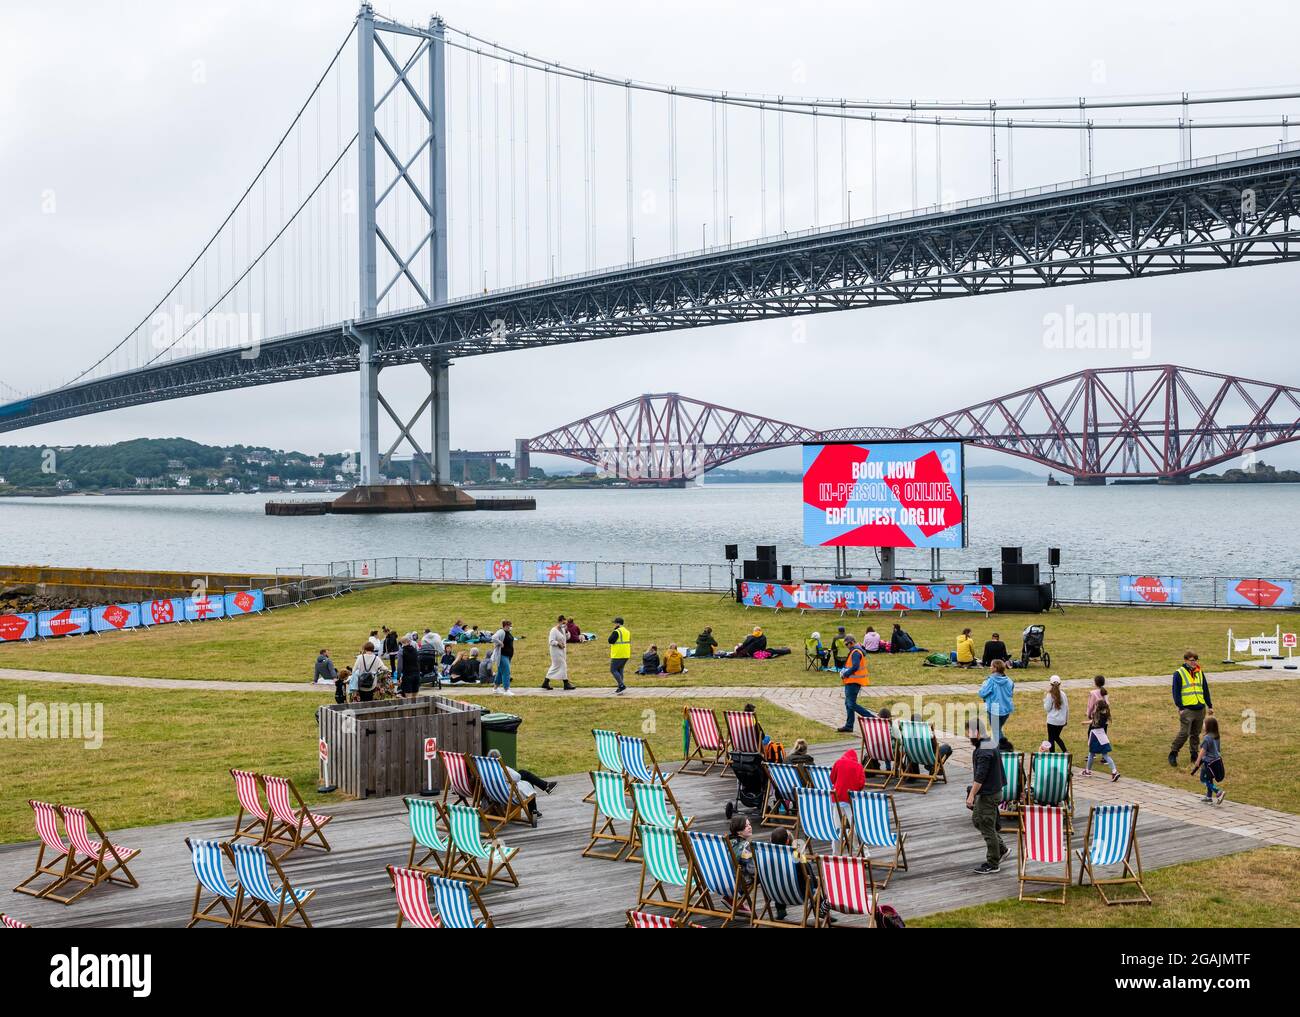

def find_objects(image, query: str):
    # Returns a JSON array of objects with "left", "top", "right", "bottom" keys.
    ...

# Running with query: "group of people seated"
[
  {"left": 805, "top": 623, "right": 920, "bottom": 667},
  {"left": 955, "top": 627, "right": 1014, "bottom": 668},
  {"left": 636, "top": 644, "right": 687, "bottom": 675},
  {"left": 689, "top": 626, "right": 793, "bottom": 660}
]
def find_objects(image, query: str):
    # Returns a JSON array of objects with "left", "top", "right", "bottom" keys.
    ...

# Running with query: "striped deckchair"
[
  {"left": 761, "top": 762, "right": 806, "bottom": 828},
  {"left": 440, "top": 750, "right": 480, "bottom": 808},
  {"left": 848, "top": 791, "right": 908, "bottom": 887},
  {"left": 223, "top": 842, "right": 315, "bottom": 927},
  {"left": 12, "top": 800, "right": 84, "bottom": 899},
  {"left": 998, "top": 751, "right": 1026, "bottom": 827},
  {"left": 636, "top": 825, "right": 692, "bottom": 917},
  {"left": 626, "top": 909, "right": 689, "bottom": 928},
  {"left": 443, "top": 802, "right": 519, "bottom": 888},
  {"left": 432, "top": 874, "right": 493, "bottom": 928},
  {"left": 893, "top": 719, "right": 947, "bottom": 794},
  {"left": 471, "top": 754, "right": 537, "bottom": 832},
  {"left": 185, "top": 837, "right": 271, "bottom": 929},
  {"left": 1, "top": 914, "right": 31, "bottom": 928},
  {"left": 263, "top": 775, "right": 331, "bottom": 857},
  {"left": 619, "top": 735, "right": 671, "bottom": 786},
  {"left": 1018, "top": 804, "right": 1071, "bottom": 905},
  {"left": 795, "top": 787, "right": 848, "bottom": 853},
  {"left": 750, "top": 840, "right": 812, "bottom": 928},
  {"left": 677, "top": 707, "right": 729, "bottom": 776},
  {"left": 1076, "top": 804, "right": 1150, "bottom": 905},
  {"left": 230, "top": 769, "right": 272, "bottom": 843},
  {"left": 583, "top": 728, "right": 625, "bottom": 803},
  {"left": 403, "top": 796, "right": 450, "bottom": 875},
  {"left": 816, "top": 854, "right": 877, "bottom": 927},
  {"left": 583, "top": 770, "right": 637, "bottom": 861},
  {"left": 628, "top": 780, "right": 693, "bottom": 862},
  {"left": 724, "top": 710, "right": 762, "bottom": 763},
  {"left": 857, "top": 715, "right": 898, "bottom": 788},
  {"left": 681, "top": 830, "right": 748, "bottom": 926},
  {"left": 42, "top": 806, "right": 140, "bottom": 905},
  {"left": 387, "top": 866, "right": 493, "bottom": 928},
  {"left": 1028, "top": 752, "right": 1074, "bottom": 828},
  {"left": 802, "top": 764, "right": 833, "bottom": 792},
  {"left": 388, "top": 865, "right": 442, "bottom": 928}
]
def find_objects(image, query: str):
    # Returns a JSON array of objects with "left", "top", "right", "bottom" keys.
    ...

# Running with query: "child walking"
[
  {"left": 1190, "top": 716, "right": 1226, "bottom": 804},
  {"left": 1082, "top": 686, "right": 1120, "bottom": 781}
]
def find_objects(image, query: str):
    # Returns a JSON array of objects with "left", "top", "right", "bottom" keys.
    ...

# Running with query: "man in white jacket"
[{"left": 542, "top": 614, "right": 576, "bottom": 690}]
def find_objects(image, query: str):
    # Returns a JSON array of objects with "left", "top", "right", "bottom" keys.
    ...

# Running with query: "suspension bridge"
[{"left": 5, "top": 5, "right": 1300, "bottom": 498}]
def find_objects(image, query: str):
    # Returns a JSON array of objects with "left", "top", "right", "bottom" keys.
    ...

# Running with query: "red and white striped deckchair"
[
  {"left": 263, "top": 775, "right": 332, "bottom": 857},
  {"left": 12, "top": 800, "right": 85, "bottom": 899},
  {"left": 230, "top": 769, "right": 271, "bottom": 844},
  {"left": 626, "top": 909, "right": 691, "bottom": 928},
  {"left": 677, "top": 707, "right": 729, "bottom": 776},
  {"left": 389, "top": 865, "right": 443, "bottom": 928},
  {"left": 1, "top": 914, "right": 32, "bottom": 928},
  {"left": 857, "top": 715, "right": 898, "bottom": 788},
  {"left": 48, "top": 806, "right": 141, "bottom": 905},
  {"left": 724, "top": 710, "right": 762, "bottom": 766},
  {"left": 1018, "top": 804, "right": 1071, "bottom": 904},
  {"left": 815, "top": 854, "right": 877, "bottom": 928},
  {"left": 439, "top": 750, "right": 480, "bottom": 808}
]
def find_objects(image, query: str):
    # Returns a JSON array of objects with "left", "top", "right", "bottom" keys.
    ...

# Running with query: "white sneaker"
[
  {"left": 504, "top": 689, "right": 515, "bottom": 696},
  {"left": 492, "top": 687, "right": 503, "bottom": 694}
]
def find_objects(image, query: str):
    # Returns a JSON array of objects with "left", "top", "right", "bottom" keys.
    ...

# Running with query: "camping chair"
[
  {"left": 387, "top": 866, "right": 493, "bottom": 928},
  {"left": 681, "top": 830, "right": 748, "bottom": 927},
  {"left": 41, "top": 806, "right": 140, "bottom": 905},
  {"left": 12, "top": 800, "right": 85, "bottom": 899},
  {"left": 628, "top": 780, "right": 693, "bottom": 862},
  {"left": 750, "top": 840, "right": 813, "bottom": 928},
  {"left": 848, "top": 791, "right": 908, "bottom": 888},
  {"left": 1028, "top": 752, "right": 1074, "bottom": 830},
  {"left": 795, "top": 787, "right": 848, "bottom": 854},
  {"left": 802, "top": 764, "right": 833, "bottom": 792},
  {"left": 724, "top": 710, "right": 762, "bottom": 765},
  {"left": 893, "top": 719, "right": 948, "bottom": 794},
  {"left": 618, "top": 735, "right": 671, "bottom": 786},
  {"left": 440, "top": 749, "right": 480, "bottom": 808},
  {"left": 857, "top": 715, "right": 899, "bottom": 788},
  {"left": 230, "top": 769, "right": 272, "bottom": 843},
  {"left": 635, "top": 825, "right": 692, "bottom": 918},
  {"left": 223, "top": 842, "right": 315, "bottom": 927},
  {"left": 1076, "top": 804, "right": 1150, "bottom": 905},
  {"left": 0, "top": 914, "right": 31, "bottom": 928},
  {"left": 803, "top": 636, "right": 828, "bottom": 671},
  {"left": 403, "top": 796, "right": 451, "bottom": 875},
  {"left": 677, "top": 707, "right": 729, "bottom": 776},
  {"left": 185, "top": 837, "right": 271, "bottom": 929},
  {"left": 583, "top": 728, "right": 625, "bottom": 803},
  {"left": 1017, "top": 804, "right": 1072, "bottom": 905},
  {"left": 263, "top": 775, "right": 332, "bottom": 857},
  {"left": 443, "top": 802, "right": 520, "bottom": 888},
  {"left": 471, "top": 754, "right": 537, "bottom": 832},
  {"left": 626, "top": 909, "right": 689, "bottom": 928},
  {"left": 761, "top": 762, "right": 806, "bottom": 828},
  {"left": 815, "top": 854, "right": 877, "bottom": 928},
  {"left": 583, "top": 770, "right": 637, "bottom": 861},
  {"left": 997, "top": 751, "right": 1026, "bottom": 828}
]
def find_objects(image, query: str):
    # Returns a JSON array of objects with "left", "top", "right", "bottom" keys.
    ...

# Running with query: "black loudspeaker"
[
  {"left": 756, "top": 544, "right": 777, "bottom": 564},
  {"left": 1048, "top": 547, "right": 1061, "bottom": 567},
  {"left": 781, "top": 565, "right": 793, "bottom": 582},
  {"left": 1003, "top": 562, "right": 1041, "bottom": 586},
  {"left": 742, "top": 560, "right": 763, "bottom": 581},
  {"left": 724, "top": 544, "right": 739, "bottom": 561},
  {"left": 977, "top": 567, "right": 994, "bottom": 585},
  {"left": 1000, "top": 546, "right": 1023, "bottom": 564}
]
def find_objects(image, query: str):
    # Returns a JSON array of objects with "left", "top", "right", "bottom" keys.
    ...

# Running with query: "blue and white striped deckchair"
[
  {"left": 584, "top": 728, "right": 625, "bottom": 803},
  {"left": 628, "top": 780, "right": 693, "bottom": 863},
  {"left": 443, "top": 803, "right": 519, "bottom": 887},
  {"left": 636, "top": 824, "right": 691, "bottom": 916},
  {"left": 682, "top": 831, "right": 747, "bottom": 926},
  {"left": 470, "top": 754, "right": 537, "bottom": 832},
  {"left": 1029, "top": 752, "right": 1074, "bottom": 827},
  {"left": 223, "top": 841, "right": 315, "bottom": 928},
  {"left": 803, "top": 764, "right": 833, "bottom": 792},
  {"left": 795, "top": 787, "right": 847, "bottom": 853},
  {"left": 403, "top": 796, "right": 450, "bottom": 875},
  {"left": 848, "top": 791, "right": 908, "bottom": 887},
  {"left": 893, "top": 720, "right": 947, "bottom": 794},
  {"left": 619, "top": 735, "right": 670, "bottom": 785},
  {"left": 431, "top": 875, "right": 493, "bottom": 928},
  {"left": 1076, "top": 804, "right": 1150, "bottom": 905},
  {"left": 761, "top": 762, "right": 806, "bottom": 828},
  {"left": 583, "top": 771, "right": 637, "bottom": 861},
  {"left": 751, "top": 840, "right": 812, "bottom": 927},
  {"left": 185, "top": 837, "right": 268, "bottom": 928}
]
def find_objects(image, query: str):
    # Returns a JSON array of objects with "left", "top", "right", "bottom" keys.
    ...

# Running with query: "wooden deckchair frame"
[
  {"left": 222, "top": 842, "right": 316, "bottom": 928},
  {"left": 892, "top": 721, "right": 948, "bottom": 794},
  {"left": 470, "top": 755, "right": 537, "bottom": 833},
  {"left": 635, "top": 825, "right": 694, "bottom": 919},
  {"left": 676, "top": 707, "right": 729, "bottom": 776},
  {"left": 582, "top": 771, "right": 637, "bottom": 861},
  {"left": 403, "top": 796, "right": 451, "bottom": 876},
  {"left": 440, "top": 802, "right": 520, "bottom": 888},
  {"left": 680, "top": 831, "right": 749, "bottom": 927},
  {"left": 583, "top": 728, "right": 624, "bottom": 803},
  {"left": 626, "top": 908, "right": 690, "bottom": 928},
  {"left": 857, "top": 715, "right": 899, "bottom": 789},
  {"left": 12, "top": 800, "right": 89, "bottom": 900},
  {"left": 184, "top": 837, "right": 273, "bottom": 929},
  {"left": 263, "top": 775, "right": 332, "bottom": 858},
  {"left": 748, "top": 842, "right": 814, "bottom": 929},
  {"left": 848, "top": 792, "right": 909, "bottom": 889},
  {"left": 760, "top": 761, "right": 806, "bottom": 828},
  {"left": 1076, "top": 805, "right": 1151, "bottom": 906},
  {"left": 1017, "top": 804, "right": 1072, "bottom": 905},
  {"left": 39, "top": 805, "right": 140, "bottom": 906},
  {"left": 229, "top": 769, "right": 271, "bottom": 844}
]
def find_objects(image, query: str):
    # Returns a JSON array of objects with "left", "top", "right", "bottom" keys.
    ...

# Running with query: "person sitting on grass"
[
  {"left": 956, "top": 628, "right": 978, "bottom": 667},
  {"left": 889, "top": 623, "right": 917, "bottom": 653},
  {"left": 695, "top": 626, "right": 718, "bottom": 658},
  {"left": 565, "top": 617, "right": 585, "bottom": 643},
  {"left": 734, "top": 626, "right": 768, "bottom": 658},
  {"left": 314, "top": 649, "right": 337, "bottom": 686},
  {"left": 637, "top": 645, "right": 662, "bottom": 675},
  {"left": 447, "top": 650, "right": 478, "bottom": 684},
  {"left": 861, "top": 626, "right": 882, "bottom": 652},
  {"left": 485, "top": 748, "right": 557, "bottom": 820},
  {"left": 981, "top": 631, "right": 1009, "bottom": 667},
  {"left": 448, "top": 619, "right": 465, "bottom": 640},
  {"left": 663, "top": 644, "right": 686, "bottom": 675}
]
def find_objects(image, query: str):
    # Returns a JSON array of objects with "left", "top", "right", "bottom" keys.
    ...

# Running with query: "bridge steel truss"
[{"left": 3, "top": 145, "right": 1300, "bottom": 439}]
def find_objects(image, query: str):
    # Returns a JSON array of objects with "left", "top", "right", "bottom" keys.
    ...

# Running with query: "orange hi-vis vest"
[{"left": 842, "top": 646, "right": 870, "bottom": 686}]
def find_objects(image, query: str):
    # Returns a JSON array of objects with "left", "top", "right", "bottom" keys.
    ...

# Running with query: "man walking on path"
[
  {"left": 491, "top": 620, "right": 516, "bottom": 696},
  {"left": 1170, "top": 650, "right": 1213, "bottom": 766},
  {"left": 835, "top": 636, "right": 874, "bottom": 732},
  {"left": 966, "top": 719, "right": 1009, "bottom": 874},
  {"left": 609, "top": 616, "right": 631, "bottom": 694},
  {"left": 542, "top": 614, "right": 576, "bottom": 690}
]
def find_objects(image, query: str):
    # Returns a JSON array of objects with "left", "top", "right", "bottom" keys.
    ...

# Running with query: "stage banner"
[
  {"left": 184, "top": 594, "right": 225, "bottom": 621},
  {"left": 535, "top": 561, "right": 577, "bottom": 584},
  {"left": 140, "top": 597, "right": 185, "bottom": 626},
  {"left": 224, "top": 590, "right": 265, "bottom": 615},
  {"left": 802, "top": 440, "right": 965, "bottom": 548},
  {"left": 90, "top": 603, "right": 142, "bottom": 633},
  {"left": 740, "top": 580, "right": 994, "bottom": 613},
  {"left": 485, "top": 559, "right": 523, "bottom": 582},
  {"left": 37, "top": 607, "right": 91, "bottom": 638},
  {"left": 1224, "top": 578, "right": 1295, "bottom": 608},
  {"left": 1118, "top": 575, "right": 1184, "bottom": 605},
  {"left": 0, "top": 613, "right": 36, "bottom": 641}
]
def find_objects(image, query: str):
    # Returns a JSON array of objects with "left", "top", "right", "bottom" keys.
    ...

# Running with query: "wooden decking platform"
[{"left": 1, "top": 742, "right": 1259, "bottom": 928}]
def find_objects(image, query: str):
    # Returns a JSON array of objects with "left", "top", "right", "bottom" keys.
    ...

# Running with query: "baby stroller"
[
  {"left": 724, "top": 752, "right": 765, "bottom": 819},
  {"left": 1020, "top": 625, "right": 1050, "bottom": 667}
]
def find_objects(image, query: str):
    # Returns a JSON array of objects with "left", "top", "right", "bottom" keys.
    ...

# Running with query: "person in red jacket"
[{"left": 830, "top": 748, "right": 865, "bottom": 819}]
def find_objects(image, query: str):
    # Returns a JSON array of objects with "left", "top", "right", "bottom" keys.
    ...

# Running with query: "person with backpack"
[
  {"left": 351, "top": 642, "right": 383, "bottom": 703},
  {"left": 1082, "top": 685, "right": 1120, "bottom": 780},
  {"left": 694, "top": 627, "right": 718, "bottom": 658},
  {"left": 663, "top": 644, "right": 686, "bottom": 675},
  {"left": 1190, "top": 716, "right": 1226, "bottom": 804},
  {"left": 965, "top": 718, "right": 1009, "bottom": 874}
]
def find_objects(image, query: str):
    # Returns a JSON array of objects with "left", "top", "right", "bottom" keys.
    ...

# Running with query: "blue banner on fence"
[
  {"left": 1224, "top": 578, "right": 1295, "bottom": 608},
  {"left": 485, "top": 559, "right": 524, "bottom": 582},
  {"left": 535, "top": 561, "right": 577, "bottom": 584},
  {"left": 184, "top": 594, "right": 225, "bottom": 621},
  {"left": 224, "top": 590, "right": 265, "bottom": 615},
  {"left": 0, "top": 613, "right": 36, "bottom": 642},
  {"left": 739, "top": 581, "right": 995, "bottom": 613},
  {"left": 140, "top": 598, "right": 184, "bottom": 626},
  {"left": 37, "top": 607, "right": 91, "bottom": 638},
  {"left": 1118, "top": 575, "right": 1184, "bottom": 605},
  {"left": 90, "top": 603, "right": 142, "bottom": 633}
]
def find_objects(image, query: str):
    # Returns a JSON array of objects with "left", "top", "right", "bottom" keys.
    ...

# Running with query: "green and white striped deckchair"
[
  {"left": 442, "top": 802, "right": 519, "bottom": 888},
  {"left": 892, "top": 720, "right": 947, "bottom": 794},
  {"left": 403, "top": 796, "right": 450, "bottom": 876},
  {"left": 628, "top": 780, "right": 693, "bottom": 863},
  {"left": 998, "top": 751, "right": 1026, "bottom": 826},
  {"left": 583, "top": 728, "right": 626, "bottom": 803},
  {"left": 583, "top": 771, "right": 637, "bottom": 862},
  {"left": 1029, "top": 752, "right": 1074, "bottom": 828},
  {"left": 635, "top": 824, "right": 691, "bottom": 917}
]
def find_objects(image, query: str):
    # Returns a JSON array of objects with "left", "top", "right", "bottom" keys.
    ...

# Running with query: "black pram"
[
  {"left": 1020, "top": 625, "right": 1050, "bottom": 667},
  {"left": 724, "top": 752, "right": 765, "bottom": 819}
]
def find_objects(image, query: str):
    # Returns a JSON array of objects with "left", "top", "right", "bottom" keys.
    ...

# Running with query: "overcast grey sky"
[{"left": 2, "top": 0, "right": 1299, "bottom": 471}]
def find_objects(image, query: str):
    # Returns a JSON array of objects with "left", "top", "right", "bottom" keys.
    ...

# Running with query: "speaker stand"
[{"left": 1049, "top": 566, "right": 1066, "bottom": 614}]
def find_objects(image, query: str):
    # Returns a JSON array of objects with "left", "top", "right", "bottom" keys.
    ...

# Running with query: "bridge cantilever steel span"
[{"left": 521, "top": 366, "right": 1300, "bottom": 482}]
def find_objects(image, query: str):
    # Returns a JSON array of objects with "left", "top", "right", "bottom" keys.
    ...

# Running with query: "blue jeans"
[
  {"left": 611, "top": 657, "right": 628, "bottom": 689},
  {"left": 497, "top": 656, "right": 512, "bottom": 690},
  {"left": 843, "top": 683, "right": 873, "bottom": 728}
]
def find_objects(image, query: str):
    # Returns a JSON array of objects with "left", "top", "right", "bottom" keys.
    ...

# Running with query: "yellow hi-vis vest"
[
  {"left": 1176, "top": 665, "right": 1206, "bottom": 707},
  {"left": 610, "top": 626, "right": 631, "bottom": 659}
]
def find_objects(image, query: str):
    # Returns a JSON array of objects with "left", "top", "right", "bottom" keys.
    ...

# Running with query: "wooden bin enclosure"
[{"left": 316, "top": 696, "right": 484, "bottom": 799}]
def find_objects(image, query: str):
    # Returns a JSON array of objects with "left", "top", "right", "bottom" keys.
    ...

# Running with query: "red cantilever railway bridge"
[{"left": 519, "top": 365, "right": 1300, "bottom": 483}]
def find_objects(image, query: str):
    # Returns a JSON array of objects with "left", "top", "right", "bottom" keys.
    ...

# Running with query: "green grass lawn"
[
  {"left": 913, "top": 846, "right": 1300, "bottom": 927},
  {"left": 871, "top": 681, "right": 1300, "bottom": 814},
  {"left": 0, "top": 680, "right": 810, "bottom": 845},
  {"left": 1, "top": 582, "right": 1293, "bottom": 690}
]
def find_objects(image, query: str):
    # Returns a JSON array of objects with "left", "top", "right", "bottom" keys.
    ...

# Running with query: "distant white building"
[{"left": 175, "top": 475, "right": 191, "bottom": 488}]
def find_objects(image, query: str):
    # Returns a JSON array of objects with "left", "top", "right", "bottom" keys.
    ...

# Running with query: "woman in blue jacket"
[{"left": 979, "top": 659, "right": 1015, "bottom": 748}]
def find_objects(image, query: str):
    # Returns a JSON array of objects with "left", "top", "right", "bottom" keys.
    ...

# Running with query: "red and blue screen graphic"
[{"left": 802, "top": 441, "right": 964, "bottom": 548}]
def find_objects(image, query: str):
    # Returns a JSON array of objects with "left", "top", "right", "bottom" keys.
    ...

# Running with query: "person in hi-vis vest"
[
  {"left": 608, "top": 616, "right": 631, "bottom": 694},
  {"left": 835, "top": 636, "right": 874, "bottom": 732},
  {"left": 1169, "top": 650, "right": 1213, "bottom": 767}
]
